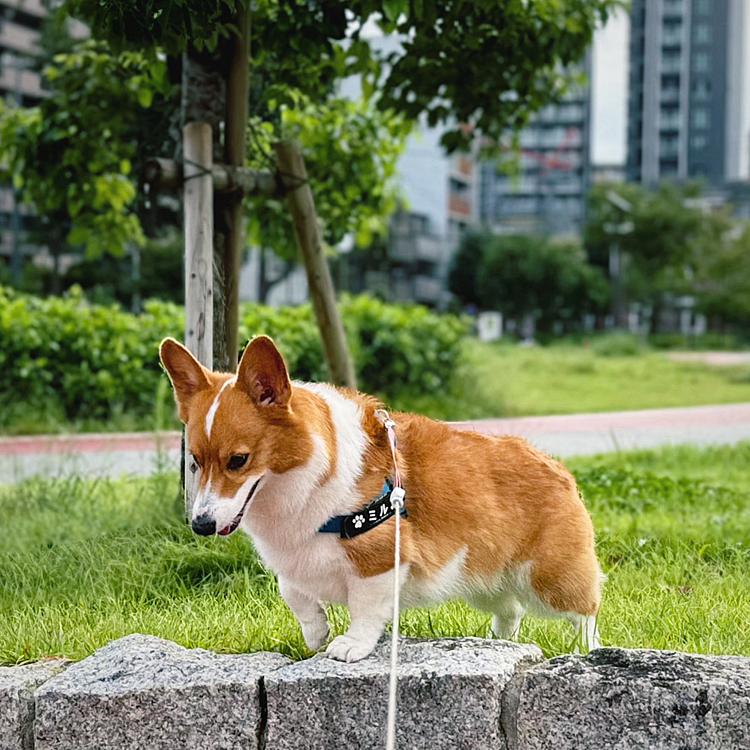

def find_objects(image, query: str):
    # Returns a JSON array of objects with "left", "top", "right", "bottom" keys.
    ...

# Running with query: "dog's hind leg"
[
  {"left": 469, "top": 591, "right": 525, "bottom": 641},
  {"left": 568, "top": 613, "right": 601, "bottom": 653}
]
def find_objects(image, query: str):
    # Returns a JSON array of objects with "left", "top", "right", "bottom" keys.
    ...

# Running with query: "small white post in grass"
[{"left": 183, "top": 121, "right": 214, "bottom": 518}]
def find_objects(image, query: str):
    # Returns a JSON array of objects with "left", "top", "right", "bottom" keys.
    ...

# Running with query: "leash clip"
[{"left": 390, "top": 486, "right": 405, "bottom": 510}]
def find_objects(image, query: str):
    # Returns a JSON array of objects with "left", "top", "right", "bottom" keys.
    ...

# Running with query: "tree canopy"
[
  {"left": 61, "top": 0, "right": 618, "bottom": 150},
  {"left": 2, "top": 0, "right": 620, "bottom": 282},
  {"left": 449, "top": 232, "right": 610, "bottom": 332},
  {"left": 585, "top": 181, "right": 750, "bottom": 330}
]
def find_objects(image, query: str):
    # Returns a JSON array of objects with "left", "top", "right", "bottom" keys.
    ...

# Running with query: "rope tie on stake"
[{"left": 374, "top": 409, "right": 404, "bottom": 750}]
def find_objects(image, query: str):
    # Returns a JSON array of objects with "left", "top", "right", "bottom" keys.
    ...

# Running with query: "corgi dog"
[{"left": 160, "top": 335, "right": 602, "bottom": 662}]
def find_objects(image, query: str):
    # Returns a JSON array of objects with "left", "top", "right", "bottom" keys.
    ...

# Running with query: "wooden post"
[
  {"left": 274, "top": 140, "right": 356, "bottom": 389},
  {"left": 183, "top": 122, "right": 214, "bottom": 517}
]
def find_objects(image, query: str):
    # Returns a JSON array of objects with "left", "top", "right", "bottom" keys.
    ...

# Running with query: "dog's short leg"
[
  {"left": 278, "top": 576, "right": 329, "bottom": 652},
  {"left": 326, "top": 566, "right": 408, "bottom": 663}
]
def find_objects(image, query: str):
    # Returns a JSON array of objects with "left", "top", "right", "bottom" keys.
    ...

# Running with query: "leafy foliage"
[
  {"left": 449, "top": 232, "right": 610, "bottom": 332},
  {"left": 246, "top": 94, "right": 410, "bottom": 256},
  {"left": 692, "top": 224, "right": 750, "bottom": 328},
  {"left": 0, "top": 42, "right": 172, "bottom": 257},
  {"left": 585, "top": 181, "right": 750, "bottom": 330},
  {"left": 61, "top": 0, "right": 619, "bottom": 152},
  {"left": 0, "top": 288, "right": 467, "bottom": 422},
  {"left": 0, "top": 286, "right": 181, "bottom": 420}
]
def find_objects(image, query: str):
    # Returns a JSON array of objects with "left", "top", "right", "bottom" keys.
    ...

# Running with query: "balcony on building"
[
  {"left": 659, "top": 109, "right": 681, "bottom": 132},
  {"left": 0, "top": 18, "right": 40, "bottom": 55},
  {"left": 662, "top": 0, "right": 684, "bottom": 19}
]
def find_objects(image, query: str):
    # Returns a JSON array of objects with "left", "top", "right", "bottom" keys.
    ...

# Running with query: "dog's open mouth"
[{"left": 217, "top": 476, "right": 262, "bottom": 536}]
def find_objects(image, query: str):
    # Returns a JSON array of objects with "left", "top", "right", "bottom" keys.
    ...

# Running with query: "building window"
[
  {"left": 692, "top": 51, "right": 709, "bottom": 73},
  {"left": 691, "top": 134, "right": 708, "bottom": 150},
  {"left": 694, "top": 0, "right": 710, "bottom": 14},
  {"left": 692, "top": 78, "right": 711, "bottom": 101},
  {"left": 692, "top": 108, "right": 710, "bottom": 129},
  {"left": 694, "top": 23, "right": 711, "bottom": 44}
]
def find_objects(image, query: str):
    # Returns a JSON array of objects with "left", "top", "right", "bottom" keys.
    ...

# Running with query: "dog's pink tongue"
[{"left": 217, "top": 525, "right": 233, "bottom": 536}]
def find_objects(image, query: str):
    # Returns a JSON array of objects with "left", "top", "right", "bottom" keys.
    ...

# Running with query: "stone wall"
[{"left": 1, "top": 633, "right": 749, "bottom": 749}]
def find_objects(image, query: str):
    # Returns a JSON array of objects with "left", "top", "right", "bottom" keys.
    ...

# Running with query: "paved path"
[{"left": 2, "top": 402, "right": 750, "bottom": 482}]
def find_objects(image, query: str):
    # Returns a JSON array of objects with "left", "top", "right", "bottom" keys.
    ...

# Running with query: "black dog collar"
[{"left": 318, "top": 478, "right": 407, "bottom": 539}]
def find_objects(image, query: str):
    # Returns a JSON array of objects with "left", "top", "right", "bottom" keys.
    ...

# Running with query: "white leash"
[{"left": 375, "top": 410, "right": 405, "bottom": 750}]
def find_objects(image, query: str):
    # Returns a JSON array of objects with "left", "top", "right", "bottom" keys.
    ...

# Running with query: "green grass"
[
  {"left": 2, "top": 442, "right": 750, "bottom": 664},
  {"left": 390, "top": 337, "right": 750, "bottom": 421}
]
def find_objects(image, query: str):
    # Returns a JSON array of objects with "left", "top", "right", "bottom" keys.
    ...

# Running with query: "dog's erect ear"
[
  {"left": 236, "top": 336, "right": 291, "bottom": 409},
  {"left": 159, "top": 338, "right": 211, "bottom": 420}
]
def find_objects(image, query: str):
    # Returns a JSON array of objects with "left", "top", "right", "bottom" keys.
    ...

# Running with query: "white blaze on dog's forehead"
[{"left": 205, "top": 376, "right": 236, "bottom": 438}]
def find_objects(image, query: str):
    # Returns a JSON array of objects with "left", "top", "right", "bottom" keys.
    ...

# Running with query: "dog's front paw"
[
  {"left": 325, "top": 634, "right": 376, "bottom": 663},
  {"left": 301, "top": 618, "right": 329, "bottom": 652}
]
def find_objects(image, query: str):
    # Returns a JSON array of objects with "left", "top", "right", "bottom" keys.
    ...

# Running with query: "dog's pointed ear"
[
  {"left": 236, "top": 336, "right": 291, "bottom": 409},
  {"left": 159, "top": 338, "right": 211, "bottom": 420}
]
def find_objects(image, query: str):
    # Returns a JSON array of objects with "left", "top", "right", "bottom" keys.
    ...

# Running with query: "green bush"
[
  {"left": 589, "top": 332, "right": 645, "bottom": 357},
  {"left": 0, "top": 286, "right": 182, "bottom": 420},
  {"left": 0, "top": 287, "right": 468, "bottom": 425}
]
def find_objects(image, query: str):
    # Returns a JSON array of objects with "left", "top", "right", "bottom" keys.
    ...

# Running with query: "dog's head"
[{"left": 159, "top": 336, "right": 313, "bottom": 536}]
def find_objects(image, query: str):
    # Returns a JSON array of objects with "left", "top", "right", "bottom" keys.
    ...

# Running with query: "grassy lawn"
[
  {"left": 2, "top": 442, "right": 749, "bottom": 665},
  {"left": 395, "top": 338, "right": 750, "bottom": 421}
]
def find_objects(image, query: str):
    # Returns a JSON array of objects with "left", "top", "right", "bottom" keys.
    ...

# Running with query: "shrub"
[
  {"left": 0, "top": 287, "right": 468, "bottom": 425},
  {"left": 0, "top": 286, "right": 182, "bottom": 420},
  {"left": 589, "top": 332, "right": 644, "bottom": 357},
  {"left": 341, "top": 295, "right": 468, "bottom": 394}
]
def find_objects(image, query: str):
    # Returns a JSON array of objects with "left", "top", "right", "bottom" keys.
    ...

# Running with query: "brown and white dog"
[{"left": 160, "top": 335, "right": 602, "bottom": 662}]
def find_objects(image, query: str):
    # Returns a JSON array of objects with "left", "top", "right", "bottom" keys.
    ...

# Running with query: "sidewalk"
[{"left": 2, "top": 402, "right": 750, "bottom": 482}]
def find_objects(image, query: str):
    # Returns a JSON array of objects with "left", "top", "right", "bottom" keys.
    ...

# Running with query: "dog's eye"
[
  {"left": 227, "top": 454, "right": 249, "bottom": 471},
  {"left": 190, "top": 456, "right": 201, "bottom": 473}
]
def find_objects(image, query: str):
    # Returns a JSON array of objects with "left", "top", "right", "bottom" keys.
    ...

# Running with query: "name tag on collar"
[{"left": 318, "top": 480, "right": 407, "bottom": 539}]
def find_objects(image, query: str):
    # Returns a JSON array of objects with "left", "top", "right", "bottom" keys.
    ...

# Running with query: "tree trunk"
[{"left": 218, "top": 2, "right": 250, "bottom": 371}]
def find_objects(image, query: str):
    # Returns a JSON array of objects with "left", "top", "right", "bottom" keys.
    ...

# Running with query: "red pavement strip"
[
  {"left": 0, "top": 431, "right": 182, "bottom": 456},
  {"left": 1, "top": 402, "right": 749, "bottom": 456}
]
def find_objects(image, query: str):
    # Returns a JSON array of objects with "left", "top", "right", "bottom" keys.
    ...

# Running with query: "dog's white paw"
[
  {"left": 301, "top": 618, "right": 329, "bottom": 652},
  {"left": 325, "top": 634, "right": 376, "bottom": 663}
]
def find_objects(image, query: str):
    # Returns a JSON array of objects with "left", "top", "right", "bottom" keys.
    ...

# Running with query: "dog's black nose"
[{"left": 192, "top": 514, "right": 217, "bottom": 536}]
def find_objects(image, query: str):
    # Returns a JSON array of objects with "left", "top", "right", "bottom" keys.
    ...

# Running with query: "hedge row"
[{"left": 0, "top": 286, "right": 468, "bottom": 420}]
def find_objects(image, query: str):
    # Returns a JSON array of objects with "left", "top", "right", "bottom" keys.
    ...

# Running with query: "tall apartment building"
[
  {"left": 478, "top": 57, "right": 592, "bottom": 237},
  {"left": 0, "top": 0, "right": 46, "bottom": 273},
  {"left": 0, "top": 0, "right": 45, "bottom": 103},
  {"left": 627, "top": 0, "right": 750, "bottom": 184}
]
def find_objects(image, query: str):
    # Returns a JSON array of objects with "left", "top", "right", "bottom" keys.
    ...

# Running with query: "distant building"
[
  {"left": 591, "top": 163, "right": 626, "bottom": 184},
  {"left": 626, "top": 0, "right": 750, "bottom": 184},
  {"left": 382, "top": 122, "right": 478, "bottom": 307},
  {"left": 0, "top": 0, "right": 46, "bottom": 274},
  {"left": 478, "top": 56, "right": 592, "bottom": 237}
]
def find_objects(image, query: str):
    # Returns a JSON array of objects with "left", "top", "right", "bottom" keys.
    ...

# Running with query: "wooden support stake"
[
  {"left": 143, "top": 158, "right": 277, "bottom": 196},
  {"left": 183, "top": 122, "right": 214, "bottom": 517},
  {"left": 274, "top": 139, "right": 356, "bottom": 389}
]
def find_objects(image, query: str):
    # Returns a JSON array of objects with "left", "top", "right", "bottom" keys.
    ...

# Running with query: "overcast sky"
[{"left": 591, "top": 10, "right": 630, "bottom": 165}]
